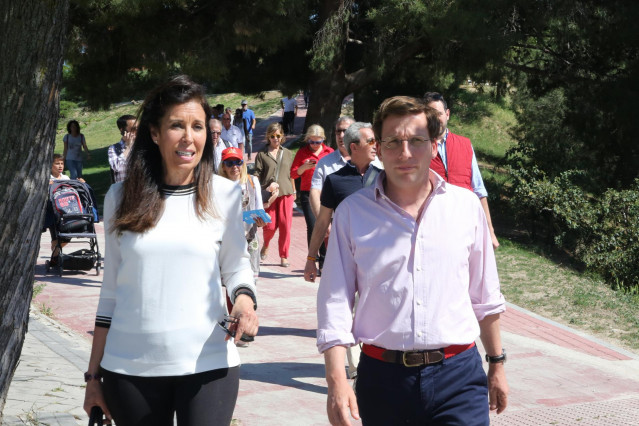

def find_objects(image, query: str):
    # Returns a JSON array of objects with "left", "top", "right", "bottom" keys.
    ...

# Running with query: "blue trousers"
[
  {"left": 66, "top": 159, "right": 83, "bottom": 179},
  {"left": 355, "top": 345, "right": 489, "bottom": 425}
]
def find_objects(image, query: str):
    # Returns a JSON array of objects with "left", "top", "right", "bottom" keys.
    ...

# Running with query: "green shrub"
[
  {"left": 581, "top": 181, "right": 639, "bottom": 292},
  {"left": 508, "top": 167, "right": 639, "bottom": 292}
]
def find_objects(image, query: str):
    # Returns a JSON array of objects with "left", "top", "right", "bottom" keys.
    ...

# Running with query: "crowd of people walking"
[{"left": 49, "top": 75, "right": 508, "bottom": 425}]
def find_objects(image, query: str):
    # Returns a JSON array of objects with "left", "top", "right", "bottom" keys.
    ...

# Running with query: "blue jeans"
[
  {"left": 66, "top": 159, "right": 83, "bottom": 179},
  {"left": 355, "top": 345, "right": 489, "bottom": 425}
]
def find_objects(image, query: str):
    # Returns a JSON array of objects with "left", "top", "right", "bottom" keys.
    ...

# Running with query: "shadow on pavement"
[
  {"left": 257, "top": 326, "right": 316, "bottom": 338},
  {"left": 239, "top": 361, "right": 327, "bottom": 395}
]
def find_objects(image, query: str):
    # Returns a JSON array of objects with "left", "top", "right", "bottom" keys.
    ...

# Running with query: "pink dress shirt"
[{"left": 316, "top": 170, "right": 505, "bottom": 353}]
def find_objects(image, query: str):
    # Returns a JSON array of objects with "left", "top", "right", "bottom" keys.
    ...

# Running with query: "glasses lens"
[
  {"left": 365, "top": 138, "right": 376, "bottom": 145},
  {"left": 224, "top": 159, "right": 243, "bottom": 167},
  {"left": 211, "top": 131, "right": 221, "bottom": 135},
  {"left": 270, "top": 134, "right": 281, "bottom": 139},
  {"left": 336, "top": 129, "right": 347, "bottom": 134},
  {"left": 309, "top": 139, "right": 324, "bottom": 144}
]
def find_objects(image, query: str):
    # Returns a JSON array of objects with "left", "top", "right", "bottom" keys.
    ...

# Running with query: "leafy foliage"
[{"left": 507, "top": 166, "right": 639, "bottom": 292}]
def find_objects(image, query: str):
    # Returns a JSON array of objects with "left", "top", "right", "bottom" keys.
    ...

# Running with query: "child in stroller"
[{"left": 45, "top": 171, "right": 102, "bottom": 276}]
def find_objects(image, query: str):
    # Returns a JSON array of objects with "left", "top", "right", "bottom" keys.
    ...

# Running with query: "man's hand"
[
  {"left": 490, "top": 229, "right": 500, "bottom": 250},
  {"left": 487, "top": 363, "right": 508, "bottom": 414},
  {"left": 327, "top": 377, "right": 359, "bottom": 425},
  {"left": 304, "top": 258, "right": 318, "bottom": 282}
]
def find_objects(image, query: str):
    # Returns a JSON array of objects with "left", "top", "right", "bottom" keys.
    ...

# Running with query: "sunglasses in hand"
[{"left": 217, "top": 315, "right": 255, "bottom": 342}]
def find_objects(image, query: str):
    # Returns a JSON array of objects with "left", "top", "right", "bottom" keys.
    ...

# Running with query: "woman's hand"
[
  {"left": 83, "top": 380, "right": 112, "bottom": 422},
  {"left": 254, "top": 217, "right": 267, "bottom": 227},
  {"left": 228, "top": 295, "right": 259, "bottom": 344},
  {"left": 267, "top": 182, "right": 279, "bottom": 192}
]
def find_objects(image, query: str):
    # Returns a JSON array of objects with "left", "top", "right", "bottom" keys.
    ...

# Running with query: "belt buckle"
[{"left": 402, "top": 351, "right": 423, "bottom": 367}]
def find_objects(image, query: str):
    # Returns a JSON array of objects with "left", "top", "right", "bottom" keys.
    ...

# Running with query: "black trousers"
[
  {"left": 101, "top": 366, "right": 240, "bottom": 426},
  {"left": 299, "top": 190, "right": 325, "bottom": 268},
  {"left": 283, "top": 111, "right": 295, "bottom": 134}
]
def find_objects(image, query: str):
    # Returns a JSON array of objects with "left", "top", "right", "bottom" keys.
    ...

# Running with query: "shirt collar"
[
  {"left": 437, "top": 128, "right": 449, "bottom": 146},
  {"left": 373, "top": 169, "right": 447, "bottom": 201}
]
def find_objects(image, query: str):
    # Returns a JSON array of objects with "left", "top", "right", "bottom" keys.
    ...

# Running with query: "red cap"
[{"left": 222, "top": 147, "right": 242, "bottom": 161}]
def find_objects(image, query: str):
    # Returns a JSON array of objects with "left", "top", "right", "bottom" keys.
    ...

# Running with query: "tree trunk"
[
  {"left": 305, "top": 73, "right": 349, "bottom": 149},
  {"left": 0, "top": 0, "right": 69, "bottom": 417}
]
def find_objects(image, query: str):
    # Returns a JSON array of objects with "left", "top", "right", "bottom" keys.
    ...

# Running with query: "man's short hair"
[
  {"left": 117, "top": 114, "right": 136, "bottom": 131},
  {"left": 423, "top": 92, "right": 448, "bottom": 111},
  {"left": 372, "top": 96, "right": 441, "bottom": 141},
  {"left": 334, "top": 116, "right": 354, "bottom": 129},
  {"left": 52, "top": 153, "right": 64, "bottom": 162},
  {"left": 344, "top": 122, "right": 372, "bottom": 155},
  {"left": 209, "top": 118, "right": 222, "bottom": 130}
]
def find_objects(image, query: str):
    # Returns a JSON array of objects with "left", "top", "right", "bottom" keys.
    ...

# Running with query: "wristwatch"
[{"left": 485, "top": 349, "right": 507, "bottom": 364}]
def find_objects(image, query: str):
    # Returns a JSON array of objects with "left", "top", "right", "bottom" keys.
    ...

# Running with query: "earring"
[{"left": 153, "top": 140, "right": 158, "bottom": 145}]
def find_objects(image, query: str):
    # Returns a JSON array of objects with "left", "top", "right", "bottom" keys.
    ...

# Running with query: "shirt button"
[
  {"left": 417, "top": 332, "right": 422, "bottom": 337},
  {"left": 416, "top": 300, "right": 422, "bottom": 305},
  {"left": 416, "top": 266, "right": 422, "bottom": 271}
]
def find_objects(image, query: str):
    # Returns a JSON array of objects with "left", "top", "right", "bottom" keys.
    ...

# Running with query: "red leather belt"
[{"left": 362, "top": 342, "right": 475, "bottom": 367}]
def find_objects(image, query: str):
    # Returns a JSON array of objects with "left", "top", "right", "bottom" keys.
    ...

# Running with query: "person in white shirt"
[
  {"left": 107, "top": 114, "right": 137, "bottom": 183},
  {"left": 209, "top": 118, "right": 226, "bottom": 173},
  {"left": 83, "top": 75, "right": 258, "bottom": 425},
  {"left": 280, "top": 94, "right": 298, "bottom": 135},
  {"left": 309, "top": 116, "right": 354, "bottom": 218},
  {"left": 221, "top": 112, "right": 245, "bottom": 153}
]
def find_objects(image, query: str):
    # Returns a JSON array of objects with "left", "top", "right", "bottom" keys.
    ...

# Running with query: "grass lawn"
[{"left": 53, "top": 87, "right": 639, "bottom": 353}]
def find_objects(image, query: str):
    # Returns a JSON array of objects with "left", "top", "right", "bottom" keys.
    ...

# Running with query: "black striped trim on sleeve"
[{"left": 95, "top": 315, "right": 112, "bottom": 328}]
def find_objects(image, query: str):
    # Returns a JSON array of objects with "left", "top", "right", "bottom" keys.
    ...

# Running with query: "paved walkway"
[{"left": 5, "top": 95, "right": 639, "bottom": 425}]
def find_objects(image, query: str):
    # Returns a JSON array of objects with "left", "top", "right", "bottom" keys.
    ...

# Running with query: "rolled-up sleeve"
[
  {"left": 316, "top": 203, "right": 358, "bottom": 353},
  {"left": 468, "top": 200, "right": 505, "bottom": 321},
  {"left": 470, "top": 148, "right": 488, "bottom": 199}
]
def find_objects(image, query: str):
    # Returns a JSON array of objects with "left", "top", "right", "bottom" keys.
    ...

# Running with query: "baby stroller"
[{"left": 45, "top": 180, "right": 102, "bottom": 276}]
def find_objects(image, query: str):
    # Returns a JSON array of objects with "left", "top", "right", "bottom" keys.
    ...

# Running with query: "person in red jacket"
[
  {"left": 424, "top": 92, "right": 499, "bottom": 248},
  {"left": 291, "top": 124, "right": 334, "bottom": 261}
]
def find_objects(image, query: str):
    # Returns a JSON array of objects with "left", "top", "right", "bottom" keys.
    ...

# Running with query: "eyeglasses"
[
  {"left": 336, "top": 129, "right": 348, "bottom": 134},
  {"left": 308, "top": 139, "right": 324, "bottom": 145},
  {"left": 211, "top": 131, "right": 222, "bottom": 135},
  {"left": 223, "top": 159, "right": 243, "bottom": 167},
  {"left": 269, "top": 134, "right": 282, "bottom": 139},
  {"left": 364, "top": 137, "right": 376, "bottom": 146},
  {"left": 217, "top": 315, "right": 254, "bottom": 342},
  {"left": 380, "top": 136, "right": 431, "bottom": 150},
  {"left": 222, "top": 117, "right": 231, "bottom": 121}
]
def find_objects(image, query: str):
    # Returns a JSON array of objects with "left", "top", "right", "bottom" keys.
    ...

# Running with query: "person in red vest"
[{"left": 424, "top": 92, "right": 500, "bottom": 248}]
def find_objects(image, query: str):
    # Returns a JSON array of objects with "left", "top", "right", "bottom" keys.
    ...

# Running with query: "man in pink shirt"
[{"left": 317, "top": 96, "right": 509, "bottom": 425}]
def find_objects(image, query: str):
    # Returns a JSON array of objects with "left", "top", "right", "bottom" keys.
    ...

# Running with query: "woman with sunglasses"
[
  {"left": 83, "top": 76, "right": 257, "bottom": 425},
  {"left": 218, "top": 147, "right": 267, "bottom": 280},
  {"left": 254, "top": 123, "right": 295, "bottom": 267},
  {"left": 290, "top": 125, "right": 334, "bottom": 267}
]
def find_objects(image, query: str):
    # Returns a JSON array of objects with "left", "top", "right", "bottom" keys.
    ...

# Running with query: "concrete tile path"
[{"left": 5, "top": 95, "right": 639, "bottom": 425}]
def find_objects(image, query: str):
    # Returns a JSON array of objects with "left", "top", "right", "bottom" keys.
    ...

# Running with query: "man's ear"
[
  {"left": 376, "top": 142, "right": 383, "bottom": 161},
  {"left": 445, "top": 109, "right": 451, "bottom": 120}
]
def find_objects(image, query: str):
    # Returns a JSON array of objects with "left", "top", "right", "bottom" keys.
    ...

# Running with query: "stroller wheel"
[
  {"left": 95, "top": 265, "right": 101, "bottom": 276},
  {"left": 45, "top": 260, "right": 50, "bottom": 273}
]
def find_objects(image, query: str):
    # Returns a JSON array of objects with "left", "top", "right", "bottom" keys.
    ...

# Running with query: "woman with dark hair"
[
  {"left": 83, "top": 75, "right": 258, "bottom": 425},
  {"left": 254, "top": 122, "right": 295, "bottom": 267},
  {"left": 63, "top": 119, "right": 91, "bottom": 179}
]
